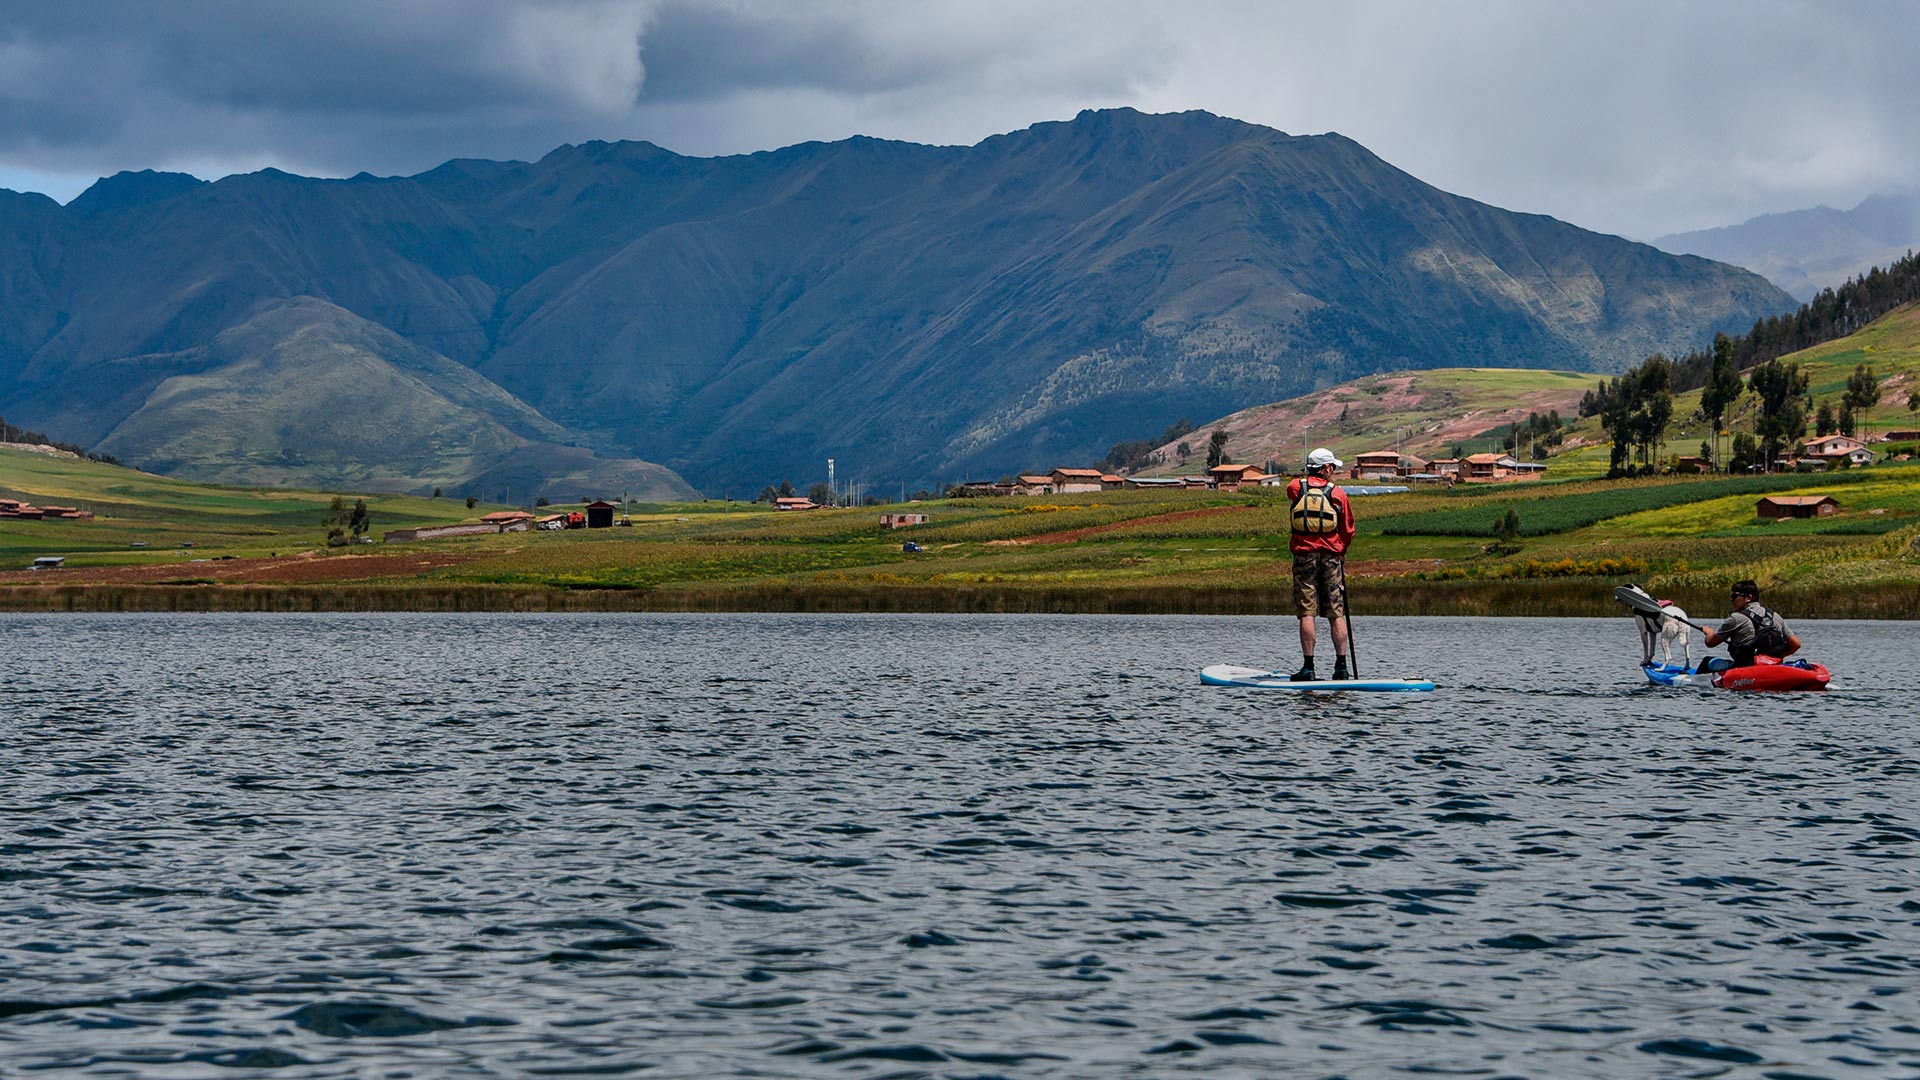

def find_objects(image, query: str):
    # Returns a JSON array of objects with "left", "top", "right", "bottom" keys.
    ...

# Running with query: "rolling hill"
[
  {"left": 1, "top": 109, "right": 1792, "bottom": 494},
  {"left": 1136, "top": 367, "right": 1597, "bottom": 474}
]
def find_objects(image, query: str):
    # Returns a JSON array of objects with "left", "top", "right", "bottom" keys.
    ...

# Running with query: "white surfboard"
[{"left": 1201, "top": 664, "right": 1435, "bottom": 692}]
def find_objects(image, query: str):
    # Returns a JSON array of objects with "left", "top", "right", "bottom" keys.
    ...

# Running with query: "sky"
[{"left": 0, "top": 0, "right": 1913, "bottom": 239}]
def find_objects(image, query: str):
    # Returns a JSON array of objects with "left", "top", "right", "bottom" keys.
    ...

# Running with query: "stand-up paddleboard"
[{"left": 1201, "top": 664, "right": 1435, "bottom": 692}]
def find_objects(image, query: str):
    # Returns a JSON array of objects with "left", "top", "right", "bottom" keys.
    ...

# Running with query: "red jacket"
[{"left": 1286, "top": 476, "right": 1356, "bottom": 554}]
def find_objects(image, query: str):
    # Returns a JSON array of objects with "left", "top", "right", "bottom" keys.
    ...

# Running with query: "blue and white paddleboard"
[{"left": 1201, "top": 664, "right": 1435, "bottom": 692}]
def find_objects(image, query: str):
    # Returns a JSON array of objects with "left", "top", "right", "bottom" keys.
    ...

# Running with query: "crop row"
[{"left": 1378, "top": 469, "right": 1901, "bottom": 537}]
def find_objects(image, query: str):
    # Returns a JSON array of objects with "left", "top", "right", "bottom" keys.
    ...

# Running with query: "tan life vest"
[{"left": 1290, "top": 481, "right": 1341, "bottom": 535}]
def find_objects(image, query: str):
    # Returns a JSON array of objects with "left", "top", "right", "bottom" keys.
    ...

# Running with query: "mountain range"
[
  {"left": 0, "top": 108, "right": 1793, "bottom": 495},
  {"left": 1656, "top": 188, "right": 1920, "bottom": 302}
]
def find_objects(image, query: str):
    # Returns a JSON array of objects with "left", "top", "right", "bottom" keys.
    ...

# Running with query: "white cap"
[{"left": 1306, "top": 447, "right": 1343, "bottom": 469}]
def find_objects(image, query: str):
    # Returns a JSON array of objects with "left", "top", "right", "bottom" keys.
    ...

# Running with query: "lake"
[{"left": 3, "top": 613, "right": 1917, "bottom": 1077}]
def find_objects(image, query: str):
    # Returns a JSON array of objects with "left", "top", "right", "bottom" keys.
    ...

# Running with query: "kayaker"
[
  {"left": 1286, "top": 448, "right": 1356, "bottom": 680},
  {"left": 1703, "top": 580, "right": 1801, "bottom": 667}
]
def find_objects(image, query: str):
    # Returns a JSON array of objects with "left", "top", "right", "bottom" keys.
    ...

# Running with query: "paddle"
[
  {"left": 1340, "top": 559, "right": 1358, "bottom": 679},
  {"left": 1612, "top": 584, "right": 1716, "bottom": 634}
]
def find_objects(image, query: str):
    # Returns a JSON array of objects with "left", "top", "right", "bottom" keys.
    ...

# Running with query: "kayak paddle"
[{"left": 1612, "top": 584, "right": 1715, "bottom": 633}]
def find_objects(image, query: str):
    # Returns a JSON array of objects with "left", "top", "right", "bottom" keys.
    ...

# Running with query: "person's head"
[
  {"left": 1306, "top": 447, "right": 1342, "bottom": 477},
  {"left": 1731, "top": 579, "right": 1760, "bottom": 606}
]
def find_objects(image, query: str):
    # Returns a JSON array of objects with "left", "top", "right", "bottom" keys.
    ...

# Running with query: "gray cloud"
[{"left": 0, "top": 0, "right": 1913, "bottom": 237}]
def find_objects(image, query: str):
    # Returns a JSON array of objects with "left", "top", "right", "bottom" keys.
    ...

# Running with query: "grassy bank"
[{"left": 8, "top": 576, "right": 1918, "bottom": 619}]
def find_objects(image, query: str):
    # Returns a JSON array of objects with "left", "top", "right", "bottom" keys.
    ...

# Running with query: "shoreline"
[{"left": 7, "top": 580, "right": 1917, "bottom": 618}]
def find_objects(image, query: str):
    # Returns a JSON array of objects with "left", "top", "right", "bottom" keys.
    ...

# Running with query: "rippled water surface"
[{"left": 4, "top": 613, "right": 1919, "bottom": 1078}]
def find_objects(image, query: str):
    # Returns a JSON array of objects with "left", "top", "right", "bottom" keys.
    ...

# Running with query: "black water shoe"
[
  {"left": 1288, "top": 664, "right": 1316, "bottom": 682},
  {"left": 1330, "top": 659, "right": 1351, "bottom": 680}
]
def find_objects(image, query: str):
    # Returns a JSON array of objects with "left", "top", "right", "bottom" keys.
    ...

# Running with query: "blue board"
[
  {"left": 1642, "top": 660, "right": 1721, "bottom": 688},
  {"left": 1201, "top": 664, "right": 1435, "bottom": 692}
]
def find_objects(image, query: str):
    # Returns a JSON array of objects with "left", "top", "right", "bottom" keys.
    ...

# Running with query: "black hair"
[{"left": 1731, "top": 579, "right": 1760, "bottom": 600}]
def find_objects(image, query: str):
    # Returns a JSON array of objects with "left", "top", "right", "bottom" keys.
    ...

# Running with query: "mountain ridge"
[
  {"left": 1657, "top": 188, "right": 1920, "bottom": 301},
  {"left": 2, "top": 108, "right": 1793, "bottom": 493}
]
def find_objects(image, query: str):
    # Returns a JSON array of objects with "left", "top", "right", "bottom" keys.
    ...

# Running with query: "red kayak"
[
  {"left": 1643, "top": 657, "right": 1831, "bottom": 691},
  {"left": 1714, "top": 658, "right": 1831, "bottom": 692}
]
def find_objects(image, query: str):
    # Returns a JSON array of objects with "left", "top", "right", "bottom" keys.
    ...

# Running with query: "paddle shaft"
[
  {"left": 1340, "top": 559, "right": 1358, "bottom": 678},
  {"left": 1614, "top": 586, "right": 1717, "bottom": 635}
]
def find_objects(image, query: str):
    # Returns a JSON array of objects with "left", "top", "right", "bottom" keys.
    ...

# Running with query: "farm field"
[{"left": 6, "top": 443, "right": 1917, "bottom": 617}]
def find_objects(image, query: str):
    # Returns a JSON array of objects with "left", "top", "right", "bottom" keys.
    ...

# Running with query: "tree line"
[
  {"left": 1583, "top": 249, "right": 1919, "bottom": 416},
  {"left": 0, "top": 415, "right": 123, "bottom": 466},
  {"left": 1581, "top": 250, "right": 1919, "bottom": 476}
]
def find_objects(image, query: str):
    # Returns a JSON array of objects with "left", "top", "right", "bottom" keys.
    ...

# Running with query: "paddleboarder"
[
  {"left": 1286, "top": 448, "right": 1356, "bottom": 681},
  {"left": 1702, "top": 580, "right": 1801, "bottom": 668}
]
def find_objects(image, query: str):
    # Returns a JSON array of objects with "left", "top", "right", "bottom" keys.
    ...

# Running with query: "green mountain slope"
[
  {"left": 0, "top": 109, "right": 1793, "bottom": 492},
  {"left": 83, "top": 299, "right": 696, "bottom": 500}
]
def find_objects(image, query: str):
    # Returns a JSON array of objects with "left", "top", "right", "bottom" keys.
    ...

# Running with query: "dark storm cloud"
[
  {"left": 0, "top": 0, "right": 652, "bottom": 180},
  {"left": 0, "top": 0, "right": 1914, "bottom": 237}
]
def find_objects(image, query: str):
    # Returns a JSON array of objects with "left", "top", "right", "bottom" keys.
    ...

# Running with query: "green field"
[
  {"left": 0, "top": 447, "right": 483, "bottom": 562},
  {"left": 6, "top": 442, "right": 1918, "bottom": 617}
]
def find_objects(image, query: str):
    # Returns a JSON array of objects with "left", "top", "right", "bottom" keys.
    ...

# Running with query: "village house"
[
  {"left": 1801, "top": 434, "right": 1874, "bottom": 468},
  {"left": 1881, "top": 429, "right": 1920, "bottom": 442},
  {"left": 1122, "top": 476, "right": 1186, "bottom": 490},
  {"left": 1351, "top": 451, "right": 1431, "bottom": 480},
  {"left": 1673, "top": 456, "right": 1712, "bottom": 473},
  {"left": 1014, "top": 474, "right": 1053, "bottom": 495},
  {"left": 1099, "top": 473, "right": 1125, "bottom": 490},
  {"left": 480, "top": 510, "right": 536, "bottom": 533},
  {"left": 1429, "top": 458, "right": 1461, "bottom": 478},
  {"left": 1459, "top": 453, "right": 1523, "bottom": 481},
  {"left": 1757, "top": 495, "right": 1838, "bottom": 520},
  {"left": 1207, "top": 462, "right": 1270, "bottom": 490},
  {"left": 1803, "top": 434, "right": 1866, "bottom": 456},
  {"left": 1049, "top": 467, "right": 1105, "bottom": 494},
  {"left": 879, "top": 512, "right": 930, "bottom": 529},
  {"left": 774, "top": 496, "right": 819, "bottom": 511},
  {"left": 1350, "top": 451, "right": 1403, "bottom": 480}
]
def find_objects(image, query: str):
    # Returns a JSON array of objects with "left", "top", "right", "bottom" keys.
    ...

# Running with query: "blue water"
[{"left": 3, "top": 613, "right": 1917, "bottom": 1077}]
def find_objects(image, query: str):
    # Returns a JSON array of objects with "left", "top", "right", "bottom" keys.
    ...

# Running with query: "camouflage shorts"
[{"left": 1292, "top": 551, "right": 1347, "bottom": 619}]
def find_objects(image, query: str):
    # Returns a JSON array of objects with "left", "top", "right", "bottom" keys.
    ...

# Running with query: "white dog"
[{"left": 1622, "top": 583, "right": 1691, "bottom": 666}]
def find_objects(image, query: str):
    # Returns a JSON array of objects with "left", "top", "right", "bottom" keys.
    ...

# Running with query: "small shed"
[
  {"left": 880, "top": 512, "right": 929, "bottom": 529},
  {"left": 30, "top": 556, "right": 65, "bottom": 570},
  {"left": 585, "top": 499, "right": 617, "bottom": 528},
  {"left": 1757, "top": 495, "right": 1838, "bottom": 520}
]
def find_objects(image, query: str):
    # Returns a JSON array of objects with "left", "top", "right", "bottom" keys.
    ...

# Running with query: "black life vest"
[
  {"left": 1745, "top": 603, "right": 1790, "bottom": 657},
  {"left": 1290, "top": 479, "right": 1342, "bottom": 535}
]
